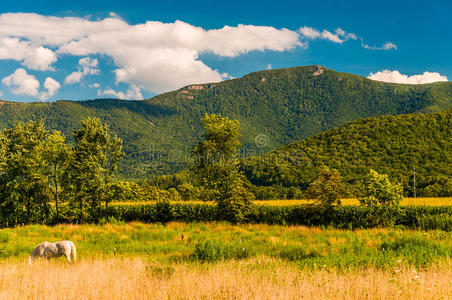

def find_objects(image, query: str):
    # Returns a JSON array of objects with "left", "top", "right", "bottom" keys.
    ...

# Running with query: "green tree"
[
  {"left": 359, "top": 169, "right": 403, "bottom": 207},
  {"left": 191, "top": 114, "right": 254, "bottom": 223},
  {"left": 40, "top": 131, "right": 71, "bottom": 219},
  {"left": 0, "top": 120, "right": 50, "bottom": 224},
  {"left": 64, "top": 117, "right": 123, "bottom": 222},
  {"left": 306, "top": 166, "right": 345, "bottom": 206}
]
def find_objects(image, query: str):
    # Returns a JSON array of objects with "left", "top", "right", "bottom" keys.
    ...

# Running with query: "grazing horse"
[{"left": 29, "top": 241, "right": 76, "bottom": 265}]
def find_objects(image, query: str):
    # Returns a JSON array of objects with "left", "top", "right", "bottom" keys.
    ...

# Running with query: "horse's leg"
[{"left": 65, "top": 250, "right": 72, "bottom": 263}]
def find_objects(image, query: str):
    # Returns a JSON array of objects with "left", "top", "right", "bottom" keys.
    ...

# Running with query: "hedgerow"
[{"left": 3, "top": 202, "right": 450, "bottom": 231}]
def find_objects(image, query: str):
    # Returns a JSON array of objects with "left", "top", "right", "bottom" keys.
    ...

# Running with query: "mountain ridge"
[
  {"left": 0, "top": 65, "right": 451, "bottom": 177},
  {"left": 241, "top": 109, "right": 452, "bottom": 196}
]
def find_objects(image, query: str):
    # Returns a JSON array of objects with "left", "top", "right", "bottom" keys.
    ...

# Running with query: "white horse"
[{"left": 29, "top": 241, "right": 77, "bottom": 265}]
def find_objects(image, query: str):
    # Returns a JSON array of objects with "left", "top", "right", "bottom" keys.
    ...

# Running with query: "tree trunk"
[{"left": 54, "top": 167, "right": 59, "bottom": 219}]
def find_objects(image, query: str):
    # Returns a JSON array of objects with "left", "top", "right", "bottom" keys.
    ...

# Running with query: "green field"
[
  {"left": 1, "top": 222, "right": 451, "bottom": 269},
  {"left": 2, "top": 222, "right": 452, "bottom": 299}
]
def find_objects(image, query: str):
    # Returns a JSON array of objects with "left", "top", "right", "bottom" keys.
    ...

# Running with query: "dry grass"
[{"left": 1, "top": 258, "right": 451, "bottom": 300}]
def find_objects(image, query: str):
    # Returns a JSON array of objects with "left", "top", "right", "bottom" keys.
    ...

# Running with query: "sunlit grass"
[
  {"left": 2, "top": 222, "right": 451, "bottom": 269},
  {"left": 110, "top": 197, "right": 452, "bottom": 207},
  {"left": 1, "top": 258, "right": 451, "bottom": 300}
]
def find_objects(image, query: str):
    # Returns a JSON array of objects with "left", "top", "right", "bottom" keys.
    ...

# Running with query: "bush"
[
  {"left": 380, "top": 236, "right": 451, "bottom": 266},
  {"left": 192, "top": 240, "right": 226, "bottom": 262},
  {"left": 277, "top": 245, "right": 320, "bottom": 261},
  {"left": 192, "top": 240, "right": 254, "bottom": 262}
]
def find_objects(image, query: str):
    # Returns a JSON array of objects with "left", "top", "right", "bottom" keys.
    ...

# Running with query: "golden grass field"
[
  {"left": 1, "top": 258, "right": 451, "bottom": 300},
  {"left": 1, "top": 222, "right": 452, "bottom": 299}
]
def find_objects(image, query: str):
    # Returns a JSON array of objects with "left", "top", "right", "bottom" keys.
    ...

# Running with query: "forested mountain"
[
  {"left": 0, "top": 65, "right": 451, "bottom": 177},
  {"left": 241, "top": 110, "right": 452, "bottom": 197}
]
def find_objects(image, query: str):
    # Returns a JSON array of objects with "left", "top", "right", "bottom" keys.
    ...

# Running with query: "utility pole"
[{"left": 413, "top": 165, "right": 416, "bottom": 198}]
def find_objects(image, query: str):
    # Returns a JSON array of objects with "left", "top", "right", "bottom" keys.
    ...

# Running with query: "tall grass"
[
  {"left": 1, "top": 222, "right": 451, "bottom": 269},
  {"left": 1, "top": 258, "right": 451, "bottom": 299}
]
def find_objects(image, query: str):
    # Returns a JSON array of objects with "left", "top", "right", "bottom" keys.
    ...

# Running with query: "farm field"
[
  {"left": 254, "top": 197, "right": 452, "bottom": 207},
  {"left": 1, "top": 222, "right": 451, "bottom": 299},
  {"left": 111, "top": 197, "right": 452, "bottom": 207}
]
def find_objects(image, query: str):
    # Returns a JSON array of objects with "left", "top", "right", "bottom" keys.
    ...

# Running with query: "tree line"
[
  {"left": 0, "top": 118, "right": 124, "bottom": 225},
  {"left": 0, "top": 113, "right": 426, "bottom": 226}
]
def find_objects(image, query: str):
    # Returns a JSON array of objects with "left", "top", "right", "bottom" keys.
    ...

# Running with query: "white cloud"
[
  {"left": 299, "top": 26, "right": 396, "bottom": 51},
  {"left": 98, "top": 84, "right": 143, "bottom": 100},
  {"left": 299, "top": 26, "right": 357, "bottom": 44},
  {"left": 92, "top": 83, "right": 100, "bottom": 88},
  {"left": 0, "top": 37, "right": 57, "bottom": 70},
  {"left": 1, "top": 68, "right": 60, "bottom": 100},
  {"left": 0, "top": 13, "right": 302, "bottom": 94},
  {"left": 39, "top": 77, "right": 61, "bottom": 100},
  {"left": 363, "top": 41, "right": 398, "bottom": 51},
  {"left": 368, "top": 70, "right": 448, "bottom": 84},
  {"left": 299, "top": 27, "right": 321, "bottom": 39},
  {"left": 64, "top": 72, "right": 83, "bottom": 85},
  {"left": 382, "top": 42, "right": 397, "bottom": 50},
  {"left": 65, "top": 56, "right": 99, "bottom": 84},
  {"left": 2, "top": 68, "right": 40, "bottom": 97}
]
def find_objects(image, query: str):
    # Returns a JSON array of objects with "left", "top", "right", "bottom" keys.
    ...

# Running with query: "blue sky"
[{"left": 0, "top": 0, "right": 451, "bottom": 102}]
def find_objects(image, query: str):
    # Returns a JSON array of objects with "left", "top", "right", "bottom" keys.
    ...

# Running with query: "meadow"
[{"left": 1, "top": 222, "right": 452, "bottom": 299}]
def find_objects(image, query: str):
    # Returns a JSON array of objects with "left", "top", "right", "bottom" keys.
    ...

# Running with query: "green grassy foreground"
[{"left": 1, "top": 222, "right": 451, "bottom": 270}]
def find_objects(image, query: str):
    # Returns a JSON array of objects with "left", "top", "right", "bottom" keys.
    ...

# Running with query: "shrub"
[
  {"left": 192, "top": 240, "right": 227, "bottom": 262},
  {"left": 277, "top": 245, "right": 320, "bottom": 261},
  {"left": 191, "top": 240, "right": 254, "bottom": 262},
  {"left": 380, "top": 236, "right": 451, "bottom": 266}
]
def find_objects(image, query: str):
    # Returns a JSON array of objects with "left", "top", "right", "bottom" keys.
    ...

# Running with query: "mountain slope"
[
  {"left": 0, "top": 65, "right": 451, "bottom": 177},
  {"left": 241, "top": 110, "right": 452, "bottom": 197}
]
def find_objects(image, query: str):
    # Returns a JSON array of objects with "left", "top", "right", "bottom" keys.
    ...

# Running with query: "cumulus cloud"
[
  {"left": 0, "top": 37, "right": 57, "bottom": 70},
  {"left": 299, "top": 26, "right": 396, "bottom": 51},
  {"left": 98, "top": 84, "right": 143, "bottom": 100},
  {"left": 368, "top": 70, "right": 448, "bottom": 84},
  {"left": 0, "top": 13, "right": 302, "bottom": 94},
  {"left": 39, "top": 77, "right": 61, "bottom": 100},
  {"left": 0, "top": 13, "right": 400, "bottom": 98},
  {"left": 1, "top": 68, "right": 60, "bottom": 100},
  {"left": 65, "top": 57, "right": 99, "bottom": 84},
  {"left": 2, "top": 68, "right": 40, "bottom": 97}
]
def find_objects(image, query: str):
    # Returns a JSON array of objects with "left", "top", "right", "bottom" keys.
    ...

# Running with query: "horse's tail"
[{"left": 70, "top": 242, "right": 77, "bottom": 262}]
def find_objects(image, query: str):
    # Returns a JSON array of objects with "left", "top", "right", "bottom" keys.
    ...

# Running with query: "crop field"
[
  {"left": 1, "top": 222, "right": 452, "bottom": 299},
  {"left": 111, "top": 197, "right": 452, "bottom": 207},
  {"left": 254, "top": 197, "right": 452, "bottom": 207}
]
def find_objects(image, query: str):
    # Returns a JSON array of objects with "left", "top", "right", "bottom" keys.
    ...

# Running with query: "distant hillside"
[
  {"left": 241, "top": 110, "right": 452, "bottom": 197},
  {"left": 0, "top": 65, "right": 451, "bottom": 177}
]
